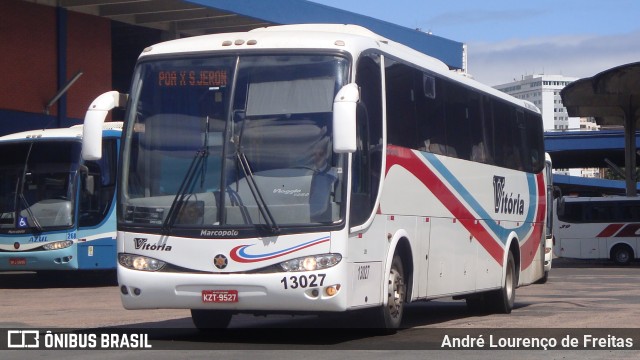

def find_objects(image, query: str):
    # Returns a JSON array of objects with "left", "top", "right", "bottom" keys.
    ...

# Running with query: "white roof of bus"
[
  {"left": 139, "top": 24, "right": 538, "bottom": 114},
  {"left": 0, "top": 122, "right": 122, "bottom": 141}
]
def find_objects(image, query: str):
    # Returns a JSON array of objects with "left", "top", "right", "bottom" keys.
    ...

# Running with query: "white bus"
[
  {"left": 554, "top": 195, "right": 639, "bottom": 265},
  {"left": 82, "top": 24, "right": 549, "bottom": 329},
  {"left": 0, "top": 123, "right": 121, "bottom": 274}
]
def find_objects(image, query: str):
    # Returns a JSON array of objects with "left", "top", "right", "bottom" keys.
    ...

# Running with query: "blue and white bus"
[
  {"left": 0, "top": 122, "right": 121, "bottom": 274},
  {"left": 83, "top": 24, "right": 548, "bottom": 329}
]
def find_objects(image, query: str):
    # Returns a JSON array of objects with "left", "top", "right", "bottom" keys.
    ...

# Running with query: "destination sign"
[{"left": 158, "top": 70, "right": 227, "bottom": 87}]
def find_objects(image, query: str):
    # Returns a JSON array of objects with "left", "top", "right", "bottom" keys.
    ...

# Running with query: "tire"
[
  {"left": 611, "top": 245, "right": 633, "bottom": 266},
  {"left": 490, "top": 251, "right": 516, "bottom": 314},
  {"left": 465, "top": 295, "right": 487, "bottom": 313},
  {"left": 536, "top": 270, "right": 549, "bottom": 284},
  {"left": 190, "top": 309, "right": 233, "bottom": 330},
  {"left": 379, "top": 254, "right": 406, "bottom": 329}
]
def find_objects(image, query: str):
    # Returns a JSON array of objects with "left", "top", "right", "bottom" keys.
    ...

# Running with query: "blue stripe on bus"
[{"left": 421, "top": 152, "right": 537, "bottom": 243}]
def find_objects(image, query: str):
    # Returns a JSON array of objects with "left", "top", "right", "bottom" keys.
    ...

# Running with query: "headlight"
[
  {"left": 119, "top": 253, "right": 166, "bottom": 271},
  {"left": 42, "top": 240, "right": 73, "bottom": 250},
  {"left": 279, "top": 253, "right": 341, "bottom": 272}
]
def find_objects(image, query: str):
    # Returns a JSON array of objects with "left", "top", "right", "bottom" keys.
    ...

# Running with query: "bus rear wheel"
[
  {"left": 490, "top": 251, "right": 516, "bottom": 314},
  {"left": 611, "top": 244, "right": 633, "bottom": 266},
  {"left": 190, "top": 309, "right": 233, "bottom": 330}
]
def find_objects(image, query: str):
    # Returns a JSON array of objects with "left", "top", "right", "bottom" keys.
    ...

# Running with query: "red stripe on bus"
[
  {"left": 614, "top": 224, "right": 640, "bottom": 237},
  {"left": 519, "top": 172, "right": 546, "bottom": 270},
  {"left": 596, "top": 224, "right": 624, "bottom": 238},
  {"left": 386, "top": 147, "right": 504, "bottom": 265}
]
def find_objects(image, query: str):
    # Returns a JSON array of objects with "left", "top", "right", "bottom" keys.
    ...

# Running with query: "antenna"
[{"left": 44, "top": 70, "right": 83, "bottom": 115}]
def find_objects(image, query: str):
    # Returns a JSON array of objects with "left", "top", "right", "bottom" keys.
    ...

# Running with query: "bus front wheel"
[
  {"left": 380, "top": 254, "right": 406, "bottom": 329},
  {"left": 190, "top": 309, "right": 233, "bottom": 330}
]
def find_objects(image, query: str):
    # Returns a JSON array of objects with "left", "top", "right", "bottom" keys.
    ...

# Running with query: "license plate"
[
  {"left": 202, "top": 290, "right": 238, "bottom": 303},
  {"left": 9, "top": 258, "right": 27, "bottom": 266}
]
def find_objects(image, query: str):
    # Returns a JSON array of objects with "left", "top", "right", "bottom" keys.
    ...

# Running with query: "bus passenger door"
[{"left": 77, "top": 139, "right": 117, "bottom": 269}]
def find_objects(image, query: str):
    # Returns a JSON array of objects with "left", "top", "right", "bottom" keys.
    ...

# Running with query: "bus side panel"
[
  {"left": 416, "top": 215, "right": 431, "bottom": 298},
  {"left": 554, "top": 221, "right": 600, "bottom": 259},
  {"left": 348, "top": 261, "right": 383, "bottom": 308},
  {"left": 77, "top": 236, "right": 117, "bottom": 269},
  {"left": 427, "top": 217, "right": 478, "bottom": 297},
  {"left": 476, "top": 219, "right": 503, "bottom": 291},
  {"left": 581, "top": 236, "right": 601, "bottom": 258}
]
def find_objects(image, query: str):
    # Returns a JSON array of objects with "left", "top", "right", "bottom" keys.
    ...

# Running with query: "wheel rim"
[
  {"left": 505, "top": 262, "right": 514, "bottom": 302},
  {"left": 387, "top": 267, "right": 405, "bottom": 319},
  {"left": 616, "top": 250, "right": 629, "bottom": 263}
]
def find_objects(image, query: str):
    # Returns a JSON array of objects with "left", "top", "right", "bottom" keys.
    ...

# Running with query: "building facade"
[
  {"left": 496, "top": 74, "right": 606, "bottom": 179},
  {"left": 1, "top": 0, "right": 465, "bottom": 137},
  {"left": 494, "top": 74, "right": 580, "bottom": 131}
]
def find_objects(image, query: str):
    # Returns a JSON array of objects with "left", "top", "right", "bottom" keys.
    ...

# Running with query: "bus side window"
[
  {"left": 556, "top": 197, "right": 565, "bottom": 217},
  {"left": 79, "top": 140, "right": 117, "bottom": 227},
  {"left": 350, "top": 53, "right": 383, "bottom": 227},
  {"left": 79, "top": 161, "right": 103, "bottom": 227}
]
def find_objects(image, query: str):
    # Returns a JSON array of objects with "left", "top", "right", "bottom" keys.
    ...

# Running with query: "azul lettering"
[
  {"left": 493, "top": 176, "right": 525, "bottom": 215},
  {"left": 133, "top": 238, "right": 172, "bottom": 251},
  {"left": 29, "top": 235, "right": 48, "bottom": 243}
]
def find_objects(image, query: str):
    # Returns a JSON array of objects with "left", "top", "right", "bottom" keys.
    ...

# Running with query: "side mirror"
[
  {"left": 82, "top": 91, "right": 127, "bottom": 160},
  {"left": 556, "top": 197, "right": 565, "bottom": 216},
  {"left": 332, "top": 83, "right": 359, "bottom": 153}
]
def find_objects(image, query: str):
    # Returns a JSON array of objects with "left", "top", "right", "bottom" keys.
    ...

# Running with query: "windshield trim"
[{"left": 119, "top": 50, "right": 352, "bottom": 235}]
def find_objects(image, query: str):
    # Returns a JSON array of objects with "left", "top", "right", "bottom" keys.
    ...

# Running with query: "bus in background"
[
  {"left": 0, "top": 123, "right": 121, "bottom": 275},
  {"left": 82, "top": 24, "right": 548, "bottom": 330},
  {"left": 554, "top": 195, "right": 639, "bottom": 265}
]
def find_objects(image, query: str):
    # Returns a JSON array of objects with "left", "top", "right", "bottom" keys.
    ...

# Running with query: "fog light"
[
  {"left": 325, "top": 284, "right": 341, "bottom": 296},
  {"left": 120, "top": 285, "right": 128, "bottom": 295},
  {"left": 133, "top": 288, "right": 141, "bottom": 296}
]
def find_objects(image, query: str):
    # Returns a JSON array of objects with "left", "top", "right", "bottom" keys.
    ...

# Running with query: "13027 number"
[{"left": 280, "top": 274, "right": 326, "bottom": 289}]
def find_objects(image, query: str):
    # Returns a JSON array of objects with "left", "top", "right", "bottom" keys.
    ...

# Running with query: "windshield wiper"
[
  {"left": 231, "top": 112, "right": 279, "bottom": 234},
  {"left": 16, "top": 142, "right": 42, "bottom": 232},
  {"left": 235, "top": 148, "right": 280, "bottom": 234},
  {"left": 162, "top": 116, "right": 214, "bottom": 233},
  {"left": 162, "top": 148, "right": 207, "bottom": 234}
]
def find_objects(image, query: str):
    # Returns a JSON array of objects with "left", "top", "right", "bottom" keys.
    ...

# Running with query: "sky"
[{"left": 311, "top": 0, "right": 640, "bottom": 86}]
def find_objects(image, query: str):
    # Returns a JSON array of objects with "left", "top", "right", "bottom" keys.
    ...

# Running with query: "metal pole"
[{"left": 624, "top": 98, "right": 637, "bottom": 196}]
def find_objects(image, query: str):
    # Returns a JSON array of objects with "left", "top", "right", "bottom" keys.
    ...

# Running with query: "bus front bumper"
[
  {"left": 117, "top": 263, "right": 349, "bottom": 313},
  {"left": 0, "top": 248, "right": 78, "bottom": 271}
]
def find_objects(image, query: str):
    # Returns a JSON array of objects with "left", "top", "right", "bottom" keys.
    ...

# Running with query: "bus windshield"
[
  {"left": 0, "top": 141, "right": 80, "bottom": 231},
  {"left": 121, "top": 54, "right": 349, "bottom": 232}
]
